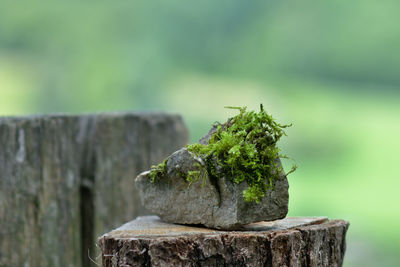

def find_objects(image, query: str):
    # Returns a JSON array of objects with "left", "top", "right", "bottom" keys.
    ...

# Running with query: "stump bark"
[
  {"left": 0, "top": 113, "right": 188, "bottom": 267},
  {"left": 99, "top": 216, "right": 349, "bottom": 267}
]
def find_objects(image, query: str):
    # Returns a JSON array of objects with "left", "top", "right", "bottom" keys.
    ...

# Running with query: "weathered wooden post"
[
  {"left": 0, "top": 113, "right": 188, "bottom": 267},
  {"left": 99, "top": 216, "right": 349, "bottom": 267}
]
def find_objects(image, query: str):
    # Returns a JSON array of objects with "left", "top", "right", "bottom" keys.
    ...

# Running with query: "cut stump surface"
[{"left": 99, "top": 216, "right": 349, "bottom": 267}]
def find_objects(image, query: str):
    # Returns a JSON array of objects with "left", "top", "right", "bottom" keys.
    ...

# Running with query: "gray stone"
[
  {"left": 98, "top": 216, "right": 349, "bottom": 267},
  {"left": 135, "top": 146, "right": 289, "bottom": 230}
]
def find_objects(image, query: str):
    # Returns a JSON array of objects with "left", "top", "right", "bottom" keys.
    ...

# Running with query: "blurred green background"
[{"left": 0, "top": 1, "right": 399, "bottom": 266}]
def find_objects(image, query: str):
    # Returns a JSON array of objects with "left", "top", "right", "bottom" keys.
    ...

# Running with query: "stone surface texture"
[
  {"left": 0, "top": 113, "right": 188, "bottom": 267},
  {"left": 99, "top": 216, "right": 349, "bottom": 267},
  {"left": 136, "top": 147, "right": 289, "bottom": 230}
]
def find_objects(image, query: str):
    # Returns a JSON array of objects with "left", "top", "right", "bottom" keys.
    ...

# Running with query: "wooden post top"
[
  {"left": 100, "top": 216, "right": 330, "bottom": 238},
  {"left": 99, "top": 216, "right": 349, "bottom": 267}
]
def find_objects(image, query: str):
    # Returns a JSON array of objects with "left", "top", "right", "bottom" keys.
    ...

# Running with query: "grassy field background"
[{"left": 1, "top": 1, "right": 399, "bottom": 266}]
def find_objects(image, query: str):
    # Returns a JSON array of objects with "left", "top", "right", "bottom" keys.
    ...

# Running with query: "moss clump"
[
  {"left": 148, "top": 159, "right": 167, "bottom": 183},
  {"left": 187, "top": 105, "right": 296, "bottom": 203}
]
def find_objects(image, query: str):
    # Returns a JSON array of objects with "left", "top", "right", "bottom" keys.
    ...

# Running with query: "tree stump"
[
  {"left": 0, "top": 113, "right": 188, "bottom": 267},
  {"left": 99, "top": 216, "right": 349, "bottom": 267}
]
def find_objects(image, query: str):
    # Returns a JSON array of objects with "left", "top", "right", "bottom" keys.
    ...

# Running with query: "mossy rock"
[
  {"left": 136, "top": 105, "right": 294, "bottom": 229},
  {"left": 136, "top": 147, "right": 288, "bottom": 229}
]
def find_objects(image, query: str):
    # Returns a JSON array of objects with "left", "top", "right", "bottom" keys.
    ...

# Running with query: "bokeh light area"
[{"left": 1, "top": 1, "right": 399, "bottom": 266}]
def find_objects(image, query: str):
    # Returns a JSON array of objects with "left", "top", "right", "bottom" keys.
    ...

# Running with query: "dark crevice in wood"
[
  {"left": 264, "top": 238, "right": 273, "bottom": 267},
  {"left": 80, "top": 183, "right": 94, "bottom": 267},
  {"left": 79, "top": 117, "right": 97, "bottom": 267}
]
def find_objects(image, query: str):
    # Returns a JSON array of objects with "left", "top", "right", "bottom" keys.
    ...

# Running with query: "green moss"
[
  {"left": 187, "top": 104, "right": 297, "bottom": 203},
  {"left": 187, "top": 170, "right": 201, "bottom": 184},
  {"left": 148, "top": 104, "right": 296, "bottom": 203},
  {"left": 148, "top": 159, "right": 168, "bottom": 183}
]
